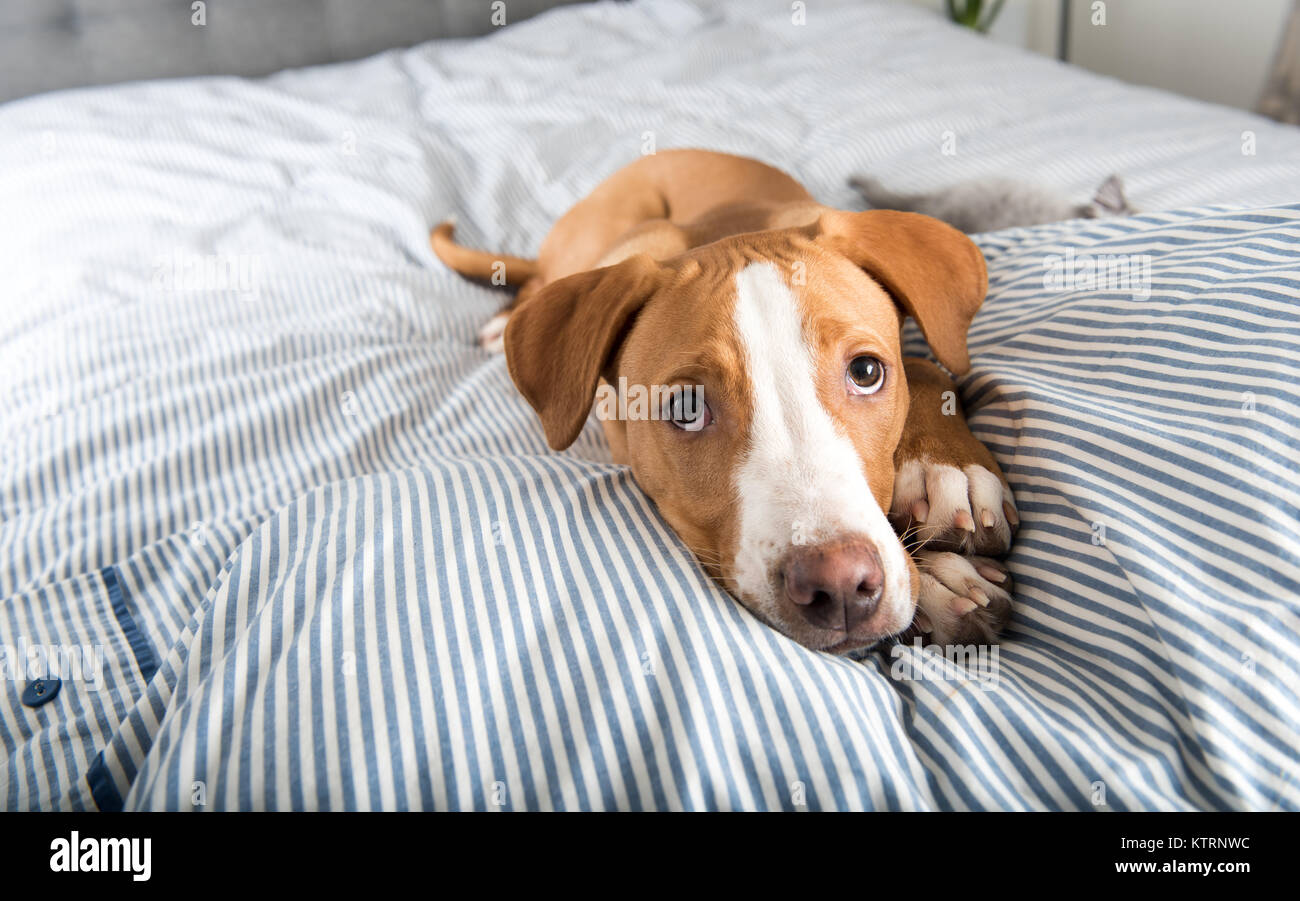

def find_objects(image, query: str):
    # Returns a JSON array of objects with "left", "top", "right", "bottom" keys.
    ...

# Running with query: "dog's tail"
[{"left": 430, "top": 221, "right": 538, "bottom": 288}]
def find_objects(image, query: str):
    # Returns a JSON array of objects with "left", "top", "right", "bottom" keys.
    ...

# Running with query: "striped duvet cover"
[{"left": 1, "top": 0, "right": 1297, "bottom": 810}]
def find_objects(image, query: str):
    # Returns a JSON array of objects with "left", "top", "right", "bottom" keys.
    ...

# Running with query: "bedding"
[{"left": 1, "top": 0, "right": 1298, "bottom": 810}]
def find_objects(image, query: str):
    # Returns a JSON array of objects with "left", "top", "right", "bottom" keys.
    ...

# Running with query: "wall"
[{"left": 908, "top": 0, "right": 1292, "bottom": 111}]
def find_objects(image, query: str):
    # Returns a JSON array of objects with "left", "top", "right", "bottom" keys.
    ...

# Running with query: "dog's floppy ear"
[
  {"left": 504, "top": 254, "right": 665, "bottom": 450},
  {"left": 815, "top": 210, "right": 987, "bottom": 374}
]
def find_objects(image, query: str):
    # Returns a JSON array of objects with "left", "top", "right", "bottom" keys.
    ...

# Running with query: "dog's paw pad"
[
  {"left": 911, "top": 551, "right": 1013, "bottom": 645},
  {"left": 891, "top": 459, "right": 1017, "bottom": 556},
  {"left": 478, "top": 311, "right": 510, "bottom": 353}
]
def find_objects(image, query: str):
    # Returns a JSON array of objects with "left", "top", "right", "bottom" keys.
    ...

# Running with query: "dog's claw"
[
  {"left": 951, "top": 596, "right": 978, "bottom": 615},
  {"left": 1003, "top": 501, "right": 1020, "bottom": 528}
]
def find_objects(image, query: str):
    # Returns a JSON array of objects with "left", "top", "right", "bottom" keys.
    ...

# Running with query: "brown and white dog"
[{"left": 431, "top": 149, "right": 1017, "bottom": 654}]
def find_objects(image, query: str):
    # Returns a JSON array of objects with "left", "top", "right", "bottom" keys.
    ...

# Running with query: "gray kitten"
[{"left": 849, "top": 173, "right": 1133, "bottom": 234}]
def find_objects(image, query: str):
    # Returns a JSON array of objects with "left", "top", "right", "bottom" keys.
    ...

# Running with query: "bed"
[{"left": 2, "top": 0, "right": 1298, "bottom": 811}]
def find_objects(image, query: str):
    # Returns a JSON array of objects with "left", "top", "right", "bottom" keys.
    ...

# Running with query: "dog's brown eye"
[
  {"left": 846, "top": 356, "right": 884, "bottom": 395},
  {"left": 664, "top": 386, "right": 711, "bottom": 431}
]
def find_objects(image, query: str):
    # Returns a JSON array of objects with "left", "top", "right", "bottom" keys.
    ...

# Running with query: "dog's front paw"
[
  {"left": 891, "top": 459, "right": 1017, "bottom": 557},
  {"left": 908, "top": 551, "right": 1013, "bottom": 646}
]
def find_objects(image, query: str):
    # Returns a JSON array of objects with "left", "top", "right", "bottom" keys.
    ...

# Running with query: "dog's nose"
[{"left": 782, "top": 542, "right": 883, "bottom": 631}]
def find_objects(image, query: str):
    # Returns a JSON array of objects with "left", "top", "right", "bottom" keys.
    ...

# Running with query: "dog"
[{"left": 431, "top": 149, "right": 1017, "bottom": 654}]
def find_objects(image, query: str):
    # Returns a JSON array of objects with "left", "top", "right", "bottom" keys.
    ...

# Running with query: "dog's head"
[{"left": 504, "top": 210, "right": 986, "bottom": 653}]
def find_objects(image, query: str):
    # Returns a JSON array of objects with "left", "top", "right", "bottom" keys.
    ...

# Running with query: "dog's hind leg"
[{"left": 477, "top": 276, "right": 544, "bottom": 352}]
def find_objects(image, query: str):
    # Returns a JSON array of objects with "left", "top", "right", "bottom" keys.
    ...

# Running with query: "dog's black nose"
[{"left": 782, "top": 542, "right": 883, "bottom": 631}]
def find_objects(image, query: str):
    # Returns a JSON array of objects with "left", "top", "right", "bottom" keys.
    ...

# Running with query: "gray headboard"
[{"left": 0, "top": 0, "right": 588, "bottom": 104}]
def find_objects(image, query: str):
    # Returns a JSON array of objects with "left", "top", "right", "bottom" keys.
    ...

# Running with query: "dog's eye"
[
  {"left": 664, "top": 387, "right": 712, "bottom": 431},
  {"left": 846, "top": 356, "right": 885, "bottom": 395}
]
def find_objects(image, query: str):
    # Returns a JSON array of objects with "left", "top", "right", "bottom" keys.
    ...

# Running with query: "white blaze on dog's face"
[
  {"left": 504, "top": 213, "right": 985, "bottom": 655},
  {"left": 727, "top": 260, "right": 915, "bottom": 650}
]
